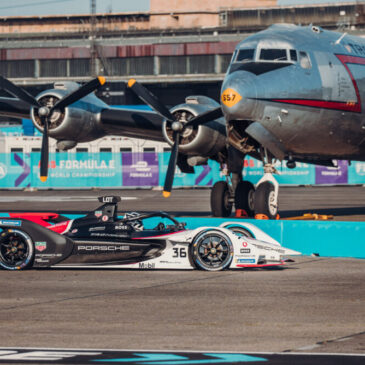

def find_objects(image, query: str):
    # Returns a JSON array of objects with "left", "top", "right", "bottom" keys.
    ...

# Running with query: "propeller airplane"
[{"left": 1, "top": 24, "right": 365, "bottom": 219}]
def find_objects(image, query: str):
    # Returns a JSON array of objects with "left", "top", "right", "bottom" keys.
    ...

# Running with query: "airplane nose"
[{"left": 220, "top": 71, "right": 258, "bottom": 121}]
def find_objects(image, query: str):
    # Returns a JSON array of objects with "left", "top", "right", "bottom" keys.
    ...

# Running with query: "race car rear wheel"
[
  {"left": 0, "top": 229, "right": 34, "bottom": 270},
  {"left": 191, "top": 229, "right": 233, "bottom": 271}
]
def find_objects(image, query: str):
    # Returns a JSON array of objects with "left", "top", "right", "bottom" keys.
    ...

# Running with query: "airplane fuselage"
[{"left": 222, "top": 24, "right": 365, "bottom": 164}]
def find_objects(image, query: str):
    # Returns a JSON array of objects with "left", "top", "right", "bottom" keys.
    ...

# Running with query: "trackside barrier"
[{"left": 2, "top": 152, "right": 365, "bottom": 189}]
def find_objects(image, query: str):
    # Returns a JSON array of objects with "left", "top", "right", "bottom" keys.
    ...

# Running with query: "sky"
[
  {"left": 0, "top": 0, "right": 150, "bottom": 16},
  {"left": 0, "top": 0, "right": 357, "bottom": 17}
]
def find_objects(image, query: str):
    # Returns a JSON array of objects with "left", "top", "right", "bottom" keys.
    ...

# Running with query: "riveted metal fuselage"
[{"left": 222, "top": 24, "right": 365, "bottom": 162}]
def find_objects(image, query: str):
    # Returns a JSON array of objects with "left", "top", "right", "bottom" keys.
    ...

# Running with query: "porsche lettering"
[{"left": 77, "top": 245, "right": 130, "bottom": 251}]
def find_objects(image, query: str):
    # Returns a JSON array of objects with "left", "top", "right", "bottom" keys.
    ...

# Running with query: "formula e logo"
[
  {"left": 0, "top": 163, "right": 7, "bottom": 179},
  {"left": 131, "top": 161, "right": 150, "bottom": 172}
]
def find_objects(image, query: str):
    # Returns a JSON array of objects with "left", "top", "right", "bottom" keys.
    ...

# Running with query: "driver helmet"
[{"left": 124, "top": 212, "right": 144, "bottom": 231}]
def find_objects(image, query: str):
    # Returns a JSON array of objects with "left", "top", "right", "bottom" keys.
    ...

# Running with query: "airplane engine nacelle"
[
  {"left": 162, "top": 96, "right": 226, "bottom": 157},
  {"left": 30, "top": 86, "right": 105, "bottom": 144}
]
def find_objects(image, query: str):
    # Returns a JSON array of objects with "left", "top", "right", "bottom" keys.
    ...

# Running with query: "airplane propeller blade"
[
  {"left": 0, "top": 76, "right": 40, "bottom": 107},
  {"left": 163, "top": 132, "right": 180, "bottom": 198},
  {"left": 0, "top": 76, "right": 107, "bottom": 182},
  {"left": 50, "top": 76, "right": 106, "bottom": 112},
  {"left": 128, "top": 79, "right": 224, "bottom": 198},
  {"left": 39, "top": 117, "right": 49, "bottom": 182},
  {"left": 185, "top": 107, "right": 223, "bottom": 129},
  {"left": 127, "top": 79, "right": 175, "bottom": 122}
]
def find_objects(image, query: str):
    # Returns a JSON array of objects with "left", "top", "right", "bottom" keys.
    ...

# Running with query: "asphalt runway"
[
  {"left": 1, "top": 185, "right": 365, "bottom": 220},
  {"left": 0, "top": 186, "right": 364, "bottom": 358}
]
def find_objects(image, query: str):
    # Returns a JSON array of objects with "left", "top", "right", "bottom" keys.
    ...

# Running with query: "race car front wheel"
[
  {"left": 0, "top": 229, "right": 34, "bottom": 270},
  {"left": 191, "top": 230, "right": 233, "bottom": 271}
]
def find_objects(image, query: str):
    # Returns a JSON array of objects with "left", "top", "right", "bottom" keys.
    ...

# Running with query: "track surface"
[
  {"left": 0, "top": 187, "right": 364, "bottom": 356},
  {"left": 0, "top": 257, "right": 364, "bottom": 353}
]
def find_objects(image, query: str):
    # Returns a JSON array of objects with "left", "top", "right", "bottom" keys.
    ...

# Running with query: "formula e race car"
[{"left": 0, "top": 196, "right": 300, "bottom": 271}]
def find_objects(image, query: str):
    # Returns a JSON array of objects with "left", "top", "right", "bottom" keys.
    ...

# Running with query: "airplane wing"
[
  {"left": 100, "top": 107, "right": 165, "bottom": 142},
  {"left": 0, "top": 97, "right": 31, "bottom": 119}
]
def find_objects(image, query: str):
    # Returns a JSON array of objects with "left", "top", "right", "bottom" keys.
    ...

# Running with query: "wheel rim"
[
  {"left": 194, "top": 232, "right": 232, "bottom": 270},
  {"left": 248, "top": 189, "right": 255, "bottom": 211},
  {"left": 268, "top": 191, "right": 277, "bottom": 216},
  {"left": 0, "top": 231, "right": 31, "bottom": 269}
]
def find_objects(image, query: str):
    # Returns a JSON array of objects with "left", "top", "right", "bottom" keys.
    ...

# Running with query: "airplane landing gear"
[
  {"left": 211, "top": 180, "right": 233, "bottom": 217},
  {"left": 211, "top": 168, "right": 255, "bottom": 218},
  {"left": 210, "top": 150, "right": 279, "bottom": 219},
  {"left": 254, "top": 163, "right": 279, "bottom": 219},
  {"left": 235, "top": 181, "right": 255, "bottom": 217}
]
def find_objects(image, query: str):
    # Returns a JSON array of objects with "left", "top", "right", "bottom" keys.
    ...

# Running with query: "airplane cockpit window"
[
  {"left": 259, "top": 49, "right": 287, "bottom": 61},
  {"left": 236, "top": 49, "right": 255, "bottom": 62},
  {"left": 229, "top": 46, "right": 296, "bottom": 75},
  {"left": 290, "top": 50, "right": 297, "bottom": 62},
  {"left": 299, "top": 51, "right": 311, "bottom": 69}
]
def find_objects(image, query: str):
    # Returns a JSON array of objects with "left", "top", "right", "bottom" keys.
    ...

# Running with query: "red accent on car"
[
  {"left": 48, "top": 220, "right": 72, "bottom": 234},
  {"left": 8, "top": 213, "right": 59, "bottom": 227}
]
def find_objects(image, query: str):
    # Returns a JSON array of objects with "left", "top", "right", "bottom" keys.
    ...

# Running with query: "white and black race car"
[{"left": 0, "top": 196, "right": 300, "bottom": 271}]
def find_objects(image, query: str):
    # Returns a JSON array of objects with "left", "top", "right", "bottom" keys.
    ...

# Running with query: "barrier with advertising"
[{"left": 1, "top": 152, "right": 365, "bottom": 189}]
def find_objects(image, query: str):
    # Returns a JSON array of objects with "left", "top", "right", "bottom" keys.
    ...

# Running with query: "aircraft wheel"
[
  {"left": 191, "top": 229, "right": 233, "bottom": 271},
  {"left": 254, "top": 182, "right": 278, "bottom": 219},
  {"left": 211, "top": 181, "right": 232, "bottom": 217},
  {"left": 0, "top": 229, "right": 34, "bottom": 270},
  {"left": 235, "top": 181, "right": 255, "bottom": 217}
]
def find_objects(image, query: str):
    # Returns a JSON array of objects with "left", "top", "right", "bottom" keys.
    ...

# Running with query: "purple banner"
[
  {"left": 315, "top": 160, "right": 348, "bottom": 184},
  {"left": 122, "top": 152, "right": 159, "bottom": 186}
]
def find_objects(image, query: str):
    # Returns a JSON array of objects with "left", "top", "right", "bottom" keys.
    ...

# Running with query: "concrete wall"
[
  {"left": 0, "top": 0, "right": 277, "bottom": 34},
  {"left": 150, "top": 0, "right": 277, "bottom": 13},
  {"left": 149, "top": 0, "right": 277, "bottom": 28}
]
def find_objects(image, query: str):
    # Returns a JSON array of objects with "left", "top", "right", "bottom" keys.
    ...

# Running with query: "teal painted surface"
[{"left": 2, "top": 151, "right": 365, "bottom": 188}]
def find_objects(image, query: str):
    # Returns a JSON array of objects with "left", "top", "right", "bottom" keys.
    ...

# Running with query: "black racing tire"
[
  {"left": 235, "top": 181, "right": 255, "bottom": 217},
  {"left": 0, "top": 229, "right": 34, "bottom": 270},
  {"left": 225, "top": 225, "right": 254, "bottom": 238},
  {"left": 210, "top": 181, "right": 232, "bottom": 217},
  {"left": 254, "top": 182, "right": 278, "bottom": 220},
  {"left": 190, "top": 229, "right": 233, "bottom": 271}
]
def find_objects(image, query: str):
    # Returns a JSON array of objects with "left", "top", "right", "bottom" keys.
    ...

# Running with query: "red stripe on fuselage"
[{"left": 272, "top": 54, "right": 365, "bottom": 113}]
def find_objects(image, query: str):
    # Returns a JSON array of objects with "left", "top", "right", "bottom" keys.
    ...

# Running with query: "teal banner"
[{"left": 1, "top": 152, "right": 365, "bottom": 189}]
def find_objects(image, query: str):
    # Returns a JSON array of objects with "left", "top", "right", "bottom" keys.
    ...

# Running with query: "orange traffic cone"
[{"left": 235, "top": 209, "right": 249, "bottom": 218}]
